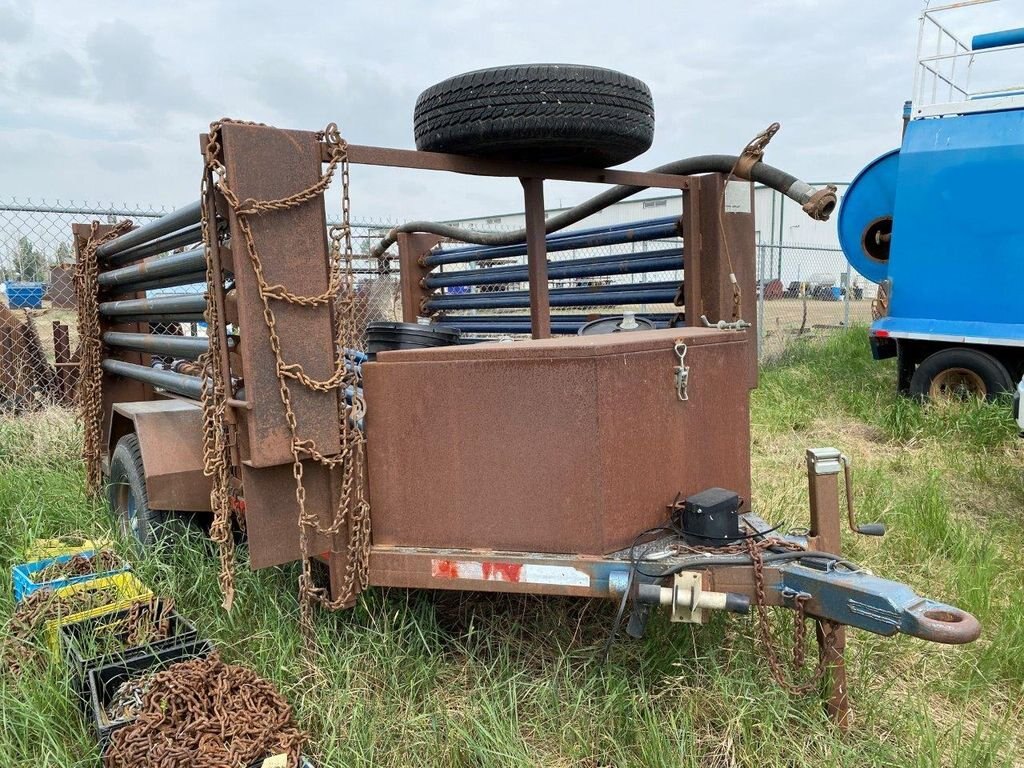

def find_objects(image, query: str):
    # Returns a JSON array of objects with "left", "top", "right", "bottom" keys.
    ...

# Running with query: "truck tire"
[
  {"left": 909, "top": 347, "right": 1013, "bottom": 402},
  {"left": 107, "top": 434, "right": 170, "bottom": 547},
  {"left": 413, "top": 64, "right": 655, "bottom": 167}
]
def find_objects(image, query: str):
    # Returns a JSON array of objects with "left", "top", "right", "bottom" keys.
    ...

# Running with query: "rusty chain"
[
  {"left": 669, "top": 527, "right": 838, "bottom": 695},
  {"left": 103, "top": 653, "right": 307, "bottom": 768},
  {"left": 33, "top": 549, "right": 123, "bottom": 583},
  {"left": 75, "top": 219, "right": 134, "bottom": 497},
  {"left": 745, "top": 537, "right": 838, "bottom": 695},
  {"left": 200, "top": 119, "right": 370, "bottom": 629}
]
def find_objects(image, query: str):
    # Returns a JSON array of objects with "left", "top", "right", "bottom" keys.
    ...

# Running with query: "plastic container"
[
  {"left": 25, "top": 537, "right": 112, "bottom": 562},
  {"left": 59, "top": 599, "right": 199, "bottom": 699},
  {"left": 87, "top": 637, "right": 214, "bottom": 747},
  {"left": 5, "top": 281, "right": 45, "bottom": 309},
  {"left": 42, "top": 573, "right": 153, "bottom": 653},
  {"left": 366, "top": 321, "right": 461, "bottom": 360},
  {"left": 13, "top": 549, "right": 130, "bottom": 602}
]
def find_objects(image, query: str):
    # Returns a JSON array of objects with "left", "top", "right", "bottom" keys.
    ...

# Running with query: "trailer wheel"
[
  {"left": 107, "top": 434, "right": 170, "bottom": 547},
  {"left": 909, "top": 348, "right": 1013, "bottom": 402},
  {"left": 413, "top": 64, "right": 655, "bottom": 167}
]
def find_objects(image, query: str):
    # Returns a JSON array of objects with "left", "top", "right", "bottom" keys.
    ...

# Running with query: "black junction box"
[{"left": 679, "top": 487, "right": 742, "bottom": 546}]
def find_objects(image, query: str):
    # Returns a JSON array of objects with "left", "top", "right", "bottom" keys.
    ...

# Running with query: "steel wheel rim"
[
  {"left": 929, "top": 367, "right": 986, "bottom": 400},
  {"left": 115, "top": 483, "right": 140, "bottom": 540}
]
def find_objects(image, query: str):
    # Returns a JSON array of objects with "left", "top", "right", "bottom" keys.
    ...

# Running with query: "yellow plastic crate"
[
  {"left": 42, "top": 572, "right": 152, "bottom": 653},
  {"left": 25, "top": 537, "right": 114, "bottom": 562}
]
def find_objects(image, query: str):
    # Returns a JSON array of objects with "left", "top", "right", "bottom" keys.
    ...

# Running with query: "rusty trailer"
[{"left": 74, "top": 100, "right": 979, "bottom": 727}]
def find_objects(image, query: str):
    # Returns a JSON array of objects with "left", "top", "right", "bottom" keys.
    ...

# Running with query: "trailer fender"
[{"left": 108, "top": 400, "right": 212, "bottom": 512}]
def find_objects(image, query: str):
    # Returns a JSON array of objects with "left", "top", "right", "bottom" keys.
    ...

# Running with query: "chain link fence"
[{"left": 0, "top": 197, "right": 862, "bottom": 414}]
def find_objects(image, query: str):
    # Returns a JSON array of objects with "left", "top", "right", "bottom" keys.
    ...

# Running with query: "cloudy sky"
[{"left": 0, "top": 0, "right": 1018, "bottom": 224}]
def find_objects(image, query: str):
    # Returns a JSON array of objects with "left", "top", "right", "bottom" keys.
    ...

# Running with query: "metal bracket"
[
  {"left": 674, "top": 341, "right": 689, "bottom": 401},
  {"left": 670, "top": 571, "right": 703, "bottom": 623},
  {"left": 807, "top": 446, "right": 842, "bottom": 475},
  {"left": 700, "top": 314, "right": 751, "bottom": 331}
]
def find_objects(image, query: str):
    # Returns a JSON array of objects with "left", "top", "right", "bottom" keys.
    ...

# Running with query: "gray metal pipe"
[
  {"left": 106, "top": 271, "right": 208, "bottom": 297},
  {"left": 105, "top": 314, "right": 207, "bottom": 325},
  {"left": 105, "top": 224, "right": 204, "bottom": 268},
  {"left": 101, "top": 358, "right": 205, "bottom": 399},
  {"left": 99, "top": 294, "right": 207, "bottom": 318},
  {"left": 103, "top": 331, "right": 234, "bottom": 360},
  {"left": 99, "top": 247, "right": 206, "bottom": 288},
  {"left": 96, "top": 201, "right": 202, "bottom": 260}
]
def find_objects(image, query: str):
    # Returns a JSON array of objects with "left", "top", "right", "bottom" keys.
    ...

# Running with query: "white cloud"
[{"left": 0, "top": 0, "right": 1011, "bottom": 225}]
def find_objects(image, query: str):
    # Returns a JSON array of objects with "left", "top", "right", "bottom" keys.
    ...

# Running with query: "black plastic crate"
[
  {"left": 87, "top": 637, "right": 214, "bottom": 748},
  {"left": 59, "top": 599, "right": 199, "bottom": 700}
]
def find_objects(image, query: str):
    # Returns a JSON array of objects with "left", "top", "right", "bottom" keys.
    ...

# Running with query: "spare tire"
[{"left": 414, "top": 64, "right": 655, "bottom": 167}]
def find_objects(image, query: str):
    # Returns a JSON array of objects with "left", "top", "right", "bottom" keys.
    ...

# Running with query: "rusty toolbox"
[{"left": 363, "top": 326, "right": 753, "bottom": 555}]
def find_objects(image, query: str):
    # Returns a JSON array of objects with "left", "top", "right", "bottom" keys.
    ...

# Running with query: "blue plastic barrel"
[{"left": 5, "top": 282, "right": 45, "bottom": 309}]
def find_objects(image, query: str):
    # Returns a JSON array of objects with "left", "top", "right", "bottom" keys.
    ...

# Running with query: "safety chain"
[
  {"left": 75, "top": 219, "right": 134, "bottom": 497},
  {"left": 745, "top": 537, "right": 838, "bottom": 695},
  {"left": 670, "top": 532, "right": 838, "bottom": 694},
  {"left": 200, "top": 119, "right": 370, "bottom": 630}
]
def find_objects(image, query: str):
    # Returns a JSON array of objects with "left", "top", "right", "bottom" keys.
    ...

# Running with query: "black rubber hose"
[{"left": 368, "top": 155, "right": 836, "bottom": 258}]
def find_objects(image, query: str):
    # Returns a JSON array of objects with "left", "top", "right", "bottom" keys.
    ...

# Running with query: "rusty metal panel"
[
  {"left": 110, "top": 400, "right": 211, "bottom": 512},
  {"left": 364, "top": 327, "right": 752, "bottom": 556},
  {"left": 241, "top": 461, "right": 337, "bottom": 569},
  {"left": 218, "top": 123, "right": 340, "bottom": 468}
]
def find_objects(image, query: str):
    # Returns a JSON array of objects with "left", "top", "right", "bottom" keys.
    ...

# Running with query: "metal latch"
[
  {"left": 700, "top": 314, "right": 752, "bottom": 331},
  {"left": 674, "top": 341, "right": 689, "bottom": 401}
]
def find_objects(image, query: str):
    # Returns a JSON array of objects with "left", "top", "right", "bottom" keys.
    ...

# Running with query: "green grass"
[{"left": 1, "top": 328, "right": 1022, "bottom": 766}]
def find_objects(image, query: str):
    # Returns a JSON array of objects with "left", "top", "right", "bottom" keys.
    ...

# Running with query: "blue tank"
[{"left": 840, "top": 107, "right": 1024, "bottom": 397}]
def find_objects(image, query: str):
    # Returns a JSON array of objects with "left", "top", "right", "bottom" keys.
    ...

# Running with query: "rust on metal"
[
  {"left": 108, "top": 401, "right": 212, "bottom": 512},
  {"left": 806, "top": 448, "right": 850, "bottom": 730},
  {"left": 217, "top": 122, "right": 340, "bottom": 469},
  {"left": 397, "top": 232, "right": 441, "bottom": 321},
  {"left": 336, "top": 143, "right": 691, "bottom": 189},
  {"left": 364, "top": 327, "right": 752, "bottom": 556},
  {"left": 521, "top": 177, "right": 551, "bottom": 339}
]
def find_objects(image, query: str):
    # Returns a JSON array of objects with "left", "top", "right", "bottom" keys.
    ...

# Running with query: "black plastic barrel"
[{"left": 366, "top": 322, "right": 461, "bottom": 360}]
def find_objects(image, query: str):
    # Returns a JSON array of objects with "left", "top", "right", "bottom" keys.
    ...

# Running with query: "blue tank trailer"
[{"left": 839, "top": 12, "right": 1024, "bottom": 400}]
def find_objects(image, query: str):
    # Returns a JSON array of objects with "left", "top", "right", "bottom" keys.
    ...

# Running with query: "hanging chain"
[
  {"left": 745, "top": 537, "right": 838, "bottom": 695},
  {"left": 75, "top": 218, "right": 134, "bottom": 497},
  {"left": 200, "top": 119, "right": 369, "bottom": 628}
]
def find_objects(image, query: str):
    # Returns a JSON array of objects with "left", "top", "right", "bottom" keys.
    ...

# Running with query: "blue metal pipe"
[
  {"left": 435, "top": 316, "right": 679, "bottom": 335},
  {"left": 424, "top": 217, "right": 680, "bottom": 267},
  {"left": 426, "top": 248, "right": 683, "bottom": 289},
  {"left": 972, "top": 27, "right": 1024, "bottom": 51},
  {"left": 426, "top": 283, "right": 680, "bottom": 312}
]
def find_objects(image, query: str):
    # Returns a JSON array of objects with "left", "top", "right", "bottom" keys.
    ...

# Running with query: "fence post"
[
  {"left": 757, "top": 241, "right": 765, "bottom": 361},
  {"left": 843, "top": 260, "right": 852, "bottom": 329}
]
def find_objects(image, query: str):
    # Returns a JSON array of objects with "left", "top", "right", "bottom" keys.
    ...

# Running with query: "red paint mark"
[
  {"left": 431, "top": 559, "right": 460, "bottom": 579},
  {"left": 481, "top": 562, "right": 522, "bottom": 582}
]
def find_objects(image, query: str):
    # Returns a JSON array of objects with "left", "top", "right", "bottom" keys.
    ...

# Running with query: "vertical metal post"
[
  {"left": 521, "top": 177, "right": 551, "bottom": 339},
  {"left": 806, "top": 448, "right": 850, "bottom": 730},
  {"left": 52, "top": 322, "right": 72, "bottom": 406},
  {"left": 843, "top": 260, "right": 852, "bottom": 329},
  {"left": 757, "top": 243, "right": 766, "bottom": 361}
]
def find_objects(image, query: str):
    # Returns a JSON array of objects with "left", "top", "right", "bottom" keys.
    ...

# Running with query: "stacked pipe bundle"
[
  {"left": 425, "top": 216, "right": 685, "bottom": 335},
  {"left": 91, "top": 201, "right": 219, "bottom": 400}
]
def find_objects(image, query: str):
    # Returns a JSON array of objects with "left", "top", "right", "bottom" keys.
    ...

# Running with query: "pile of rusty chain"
[
  {"left": 75, "top": 219, "right": 134, "bottom": 497},
  {"left": 103, "top": 653, "right": 306, "bottom": 768},
  {"left": 669, "top": 533, "right": 839, "bottom": 695},
  {"left": 199, "top": 119, "right": 370, "bottom": 627},
  {"left": 34, "top": 549, "right": 123, "bottom": 583},
  {"left": 1, "top": 586, "right": 121, "bottom": 674}
]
